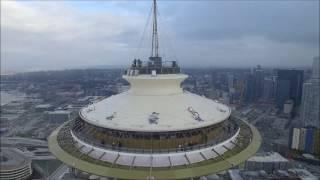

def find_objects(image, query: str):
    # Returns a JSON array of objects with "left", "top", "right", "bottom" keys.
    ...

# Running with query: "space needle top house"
[{"left": 48, "top": 0, "right": 261, "bottom": 179}]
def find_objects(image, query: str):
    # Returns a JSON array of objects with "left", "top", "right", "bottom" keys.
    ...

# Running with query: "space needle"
[{"left": 48, "top": 0, "right": 261, "bottom": 179}]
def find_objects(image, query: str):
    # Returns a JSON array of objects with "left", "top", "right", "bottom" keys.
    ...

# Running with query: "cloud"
[
  {"left": 170, "top": 1, "right": 319, "bottom": 45},
  {"left": 1, "top": 1, "right": 146, "bottom": 72},
  {"left": 1, "top": 1, "right": 319, "bottom": 73},
  {"left": 175, "top": 36, "right": 318, "bottom": 68}
]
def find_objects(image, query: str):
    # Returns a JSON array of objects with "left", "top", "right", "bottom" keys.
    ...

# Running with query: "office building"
[
  {"left": 275, "top": 69, "right": 303, "bottom": 109},
  {"left": 262, "top": 77, "right": 275, "bottom": 101},
  {"left": 289, "top": 127, "right": 320, "bottom": 155},
  {"left": 301, "top": 57, "right": 320, "bottom": 128}
]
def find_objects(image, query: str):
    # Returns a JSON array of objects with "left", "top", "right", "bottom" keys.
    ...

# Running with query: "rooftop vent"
[
  {"left": 149, "top": 112, "right": 159, "bottom": 124},
  {"left": 217, "top": 108, "right": 227, "bottom": 113},
  {"left": 106, "top": 112, "right": 117, "bottom": 120},
  {"left": 187, "top": 107, "right": 203, "bottom": 121}
]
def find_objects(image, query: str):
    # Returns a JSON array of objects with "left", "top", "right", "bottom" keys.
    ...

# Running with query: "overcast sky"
[{"left": 1, "top": 0, "right": 319, "bottom": 73}]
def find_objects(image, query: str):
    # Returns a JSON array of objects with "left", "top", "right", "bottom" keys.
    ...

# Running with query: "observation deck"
[
  {"left": 48, "top": 116, "right": 261, "bottom": 179},
  {"left": 125, "top": 58, "right": 181, "bottom": 76}
]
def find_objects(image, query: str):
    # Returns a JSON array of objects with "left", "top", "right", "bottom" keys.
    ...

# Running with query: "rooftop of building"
[
  {"left": 35, "top": 104, "right": 53, "bottom": 108},
  {"left": 47, "top": 110, "right": 72, "bottom": 115},
  {"left": 0, "top": 148, "right": 31, "bottom": 171},
  {"left": 228, "top": 168, "right": 317, "bottom": 180},
  {"left": 80, "top": 90, "right": 231, "bottom": 132},
  {"left": 247, "top": 152, "right": 288, "bottom": 162}
]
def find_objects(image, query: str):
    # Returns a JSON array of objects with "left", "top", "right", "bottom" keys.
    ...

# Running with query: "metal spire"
[{"left": 151, "top": 0, "right": 159, "bottom": 57}]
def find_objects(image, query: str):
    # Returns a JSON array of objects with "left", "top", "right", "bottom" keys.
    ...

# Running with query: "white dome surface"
[{"left": 80, "top": 89, "right": 231, "bottom": 132}]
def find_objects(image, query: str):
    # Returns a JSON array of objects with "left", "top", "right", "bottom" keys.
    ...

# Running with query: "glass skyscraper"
[
  {"left": 275, "top": 69, "right": 304, "bottom": 109},
  {"left": 301, "top": 57, "right": 320, "bottom": 128}
]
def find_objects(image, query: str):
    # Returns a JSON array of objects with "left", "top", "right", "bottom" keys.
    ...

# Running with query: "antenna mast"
[{"left": 151, "top": 0, "right": 159, "bottom": 57}]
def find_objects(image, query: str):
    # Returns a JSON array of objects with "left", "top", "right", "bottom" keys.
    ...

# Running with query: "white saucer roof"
[{"left": 80, "top": 74, "right": 231, "bottom": 132}]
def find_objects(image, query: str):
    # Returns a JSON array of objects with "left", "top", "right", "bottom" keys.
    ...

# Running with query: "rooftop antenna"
[
  {"left": 129, "top": 0, "right": 180, "bottom": 74},
  {"left": 151, "top": 0, "right": 159, "bottom": 58}
]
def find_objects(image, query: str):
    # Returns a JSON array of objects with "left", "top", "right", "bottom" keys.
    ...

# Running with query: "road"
[{"left": 48, "top": 164, "right": 69, "bottom": 180}]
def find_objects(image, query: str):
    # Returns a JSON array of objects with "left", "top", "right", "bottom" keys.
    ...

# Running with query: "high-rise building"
[
  {"left": 262, "top": 77, "right": 275, "bottom": 101},
  {"left": 301, "top": 57, "right": 320, "bottom": 128},
  {"left": 253, "top": 65, "right": 265, "bottom": 100},
  {"left": 228, "top": 73, "right": 234, "bottom": 93},
  {"left": 244, "top": 66, "right": 265, "bottom": 103},
  {"left": 48, "top": 1, "right": 261, "bottom": 179},
  {"left": 275, "top": 69, "right": 303, "bottom": 109},
  {"left": 244, "top": 73, "right": 256, "bottom": 103}
]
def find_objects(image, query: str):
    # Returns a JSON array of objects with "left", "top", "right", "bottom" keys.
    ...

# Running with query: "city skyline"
[
  {"left": 1, "top": 0, "right": 319, "bottom": 73},
  {"left": 1, "top": 55, "right": 319, "bottom": 179},
  {"left": 1, "top": 1, "right": 320, "bottom": 179}
]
